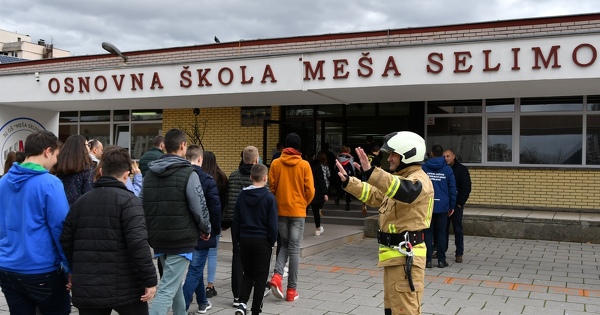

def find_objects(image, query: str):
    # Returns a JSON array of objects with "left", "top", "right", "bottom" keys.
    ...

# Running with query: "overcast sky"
[{"left": 2, "top": 0, "right": 600, "bottom": 56}]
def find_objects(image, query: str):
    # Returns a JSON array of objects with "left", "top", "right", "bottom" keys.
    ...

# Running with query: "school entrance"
[{"left": 263, "top": 102, "right": 425, "bottom": 164}]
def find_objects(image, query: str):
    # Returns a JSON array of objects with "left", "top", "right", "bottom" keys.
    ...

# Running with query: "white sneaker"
[{"left": 315, "top": 226, "right": 324, "bottom": 236}]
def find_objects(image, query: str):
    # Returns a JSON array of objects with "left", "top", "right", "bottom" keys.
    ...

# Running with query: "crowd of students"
[{"left": 1, "top": 129, "right": 467, "bottom": 315}]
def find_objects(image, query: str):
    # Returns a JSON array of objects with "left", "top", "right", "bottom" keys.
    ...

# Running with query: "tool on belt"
[{"left": 378, "top": 230, "right": 424, "bottom": 292}]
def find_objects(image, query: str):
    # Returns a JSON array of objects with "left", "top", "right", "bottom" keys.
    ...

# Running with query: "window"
[
  {"left": 132, "top": 109, "right": 162, "bottom": 121},
  {"left": 520, "top": 115, "right": 582, "bottom": 164},
  {"left": 487, "top": 118, "right": 512, "bottom": 162},
  {"left": 426, "top": 117, "right": 482, "bottom": 163},
  {"left": 428, "top": 99, "right": 482, "bottom": 114},
  {"left": 81, "top": 110, "right": 110, "bottom": 122},
  {"left": 486, "top": 98, "right": 514, "bottom": 113},
  {"left": 425, "top": 96, "right": 600, "bottom": 167},
  {"left": 521, "top": 96, "right": 583, "bottom": 112},
  {"left": 241, "top": 107, "right": 271, "bottom": 127},
  {"left": 58, "top": 110, "right": 162, "bottom": 158},
  {"left": 587, "top": 115, "right": 600, "bottom": 165}
]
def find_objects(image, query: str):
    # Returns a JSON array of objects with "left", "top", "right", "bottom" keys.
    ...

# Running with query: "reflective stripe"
[
  {"left": 424, "top": 198, "right": 434, "bottom": 228},
  {"left": 359, "top": 184, "right": 371, "bottom": 202},
  {"left": 388, "top": 224, "right": 397, "bottom": 234},
  {"left": 385, "top": 176, "right": 400, "bottom": 198},
  {"left": 379, "top": 243, "right": 427, "bottom": 261}
]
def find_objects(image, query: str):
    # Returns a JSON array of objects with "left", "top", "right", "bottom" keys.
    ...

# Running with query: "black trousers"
[
  {"left": 239, "top": 237, "right": 273, "bottom": 314},
  {"left": 231, "top": 228, "right": 243, "bottom": 299}
]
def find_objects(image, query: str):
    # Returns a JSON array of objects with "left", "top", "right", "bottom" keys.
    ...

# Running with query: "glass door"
[{"left": 319, "top": 119, "right": 345, "bottom": 155}]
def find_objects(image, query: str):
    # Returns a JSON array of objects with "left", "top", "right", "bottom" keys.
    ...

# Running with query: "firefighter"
[{"left": 335, "top": 131, "right": 433, "bottom": 315}]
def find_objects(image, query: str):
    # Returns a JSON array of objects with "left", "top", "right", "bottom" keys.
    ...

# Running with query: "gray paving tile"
[{"left": 3, "top": 234, "right": 600, "bottom": 315}]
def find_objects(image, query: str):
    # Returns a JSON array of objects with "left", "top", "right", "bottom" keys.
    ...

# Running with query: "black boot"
[{"left": 345, "top": 202, "right": 350, "bottom": 211}]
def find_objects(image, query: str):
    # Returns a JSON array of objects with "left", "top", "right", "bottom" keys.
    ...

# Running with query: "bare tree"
[{"left": 179, "top": 108, "right": 207, "bottom": 150}]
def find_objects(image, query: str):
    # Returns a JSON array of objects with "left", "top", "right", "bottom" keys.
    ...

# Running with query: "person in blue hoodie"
[
  {"left": 233, "top": 163, "right": 278, "bottom": 315},
  {"left": 0, "top": 130, "right": 71, "bottom": 314},
  {"left": 182, "top": 144, "right": 221, "bottom": 314},
  {"left": 422, "top": 144, "right": 456, "bottom": 269}
]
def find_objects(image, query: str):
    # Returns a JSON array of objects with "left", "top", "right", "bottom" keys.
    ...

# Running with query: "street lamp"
[{"left": 101, "top": 42, "right": 128, "bottom": 63}]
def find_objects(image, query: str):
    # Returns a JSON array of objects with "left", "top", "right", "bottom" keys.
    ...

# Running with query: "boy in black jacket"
[
  {"left": 61, "top": 147, "right": 157, "bottom": 315},
  {"left": 233, "top": 164, "right": 278, "bottom": 315},
  {"left": 182, "top": 144, "right": 221, "bottom": 313}
]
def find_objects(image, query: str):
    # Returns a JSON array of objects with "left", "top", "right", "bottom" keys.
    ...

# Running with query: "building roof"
[{"left": 0, "top": 55, "right": 26, "bottom": 64}]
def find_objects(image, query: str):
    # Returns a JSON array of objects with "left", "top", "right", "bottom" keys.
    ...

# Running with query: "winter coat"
[
  {"left": 192, "top": 165, "right": 221, "bottom": 249},
  {"left": 309, "top": 160, "right": 328, "bottom": 207},
  {"left": 233, "top": 185, "right": 279, "bottom": 247},
  {"left": 0, "top": 162, "right": 69, "bottom": 274},
  {"left": 60, "top": 176, "right": 157, "bottom": 309},
  {"left": 269, "top": 148, "right": 315, "bottom": 217},
  {"left": 422, "top": 157, "right": 457, "bottom": 213},
  {"left": 142, "top": 155, "right": 211, "bottom": 254},
  {"left": 451, "top": 161, "right": 471, "bottom": 208},
  {"left": 224, "top": 163, "right": 253, "bottom": 230},
  {"left": 56, "top": 167, "right": 94, "bottom": 206}
]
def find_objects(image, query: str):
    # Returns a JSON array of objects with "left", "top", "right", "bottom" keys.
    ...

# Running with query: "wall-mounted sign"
[{"left": 1, "top": 117, "right": 46, "bottom": 170}]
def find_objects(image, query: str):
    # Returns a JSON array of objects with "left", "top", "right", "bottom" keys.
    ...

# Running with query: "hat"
[{"left": 285, "top": 133, "right": 301, "bottom": 150}]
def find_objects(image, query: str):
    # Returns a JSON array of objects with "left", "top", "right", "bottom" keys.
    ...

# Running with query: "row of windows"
[
  {"left": 59, "top": 110, "right": 163, "bottom": 159},
  {"left": 426, "top": 96, "right": 600, "bottom": 166}
]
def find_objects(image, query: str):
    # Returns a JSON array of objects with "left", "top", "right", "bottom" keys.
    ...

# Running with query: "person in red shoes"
[{"left": 268, "top": 133, "right": 315, "bottom": 302}]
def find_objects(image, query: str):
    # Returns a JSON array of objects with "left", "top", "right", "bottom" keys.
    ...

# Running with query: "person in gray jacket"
[{"left": 141, "top": 128, "right": 211, "bottom": 315}]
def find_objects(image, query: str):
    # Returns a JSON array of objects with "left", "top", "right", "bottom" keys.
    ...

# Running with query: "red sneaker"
[
  {"left": 286, "top": 288, "right": 299, "bottom": 302},
  {"left": 269, "top": 273, "right": 284, "bottom": 299}
]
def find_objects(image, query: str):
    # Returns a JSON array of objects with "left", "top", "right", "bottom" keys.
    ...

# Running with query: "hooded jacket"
[
  {"left": 192, "top": 165, "right": 221, "bottom": 249},
  {"left": 269, "top": 148, "right": 315, "bottom": 217},
  {"left": 233, "top": 185, "right": 279, "bottom": 247},
  {"left": 422, "top": 156, "right": 457, "bottom": 213},
  {"left": 60, "top": 176, "right": 157, "bottom": 308},
  {"left": 0, "top": 162, "right": 70, "bottom": 274},
  {"left": 141, "top": 155, "right": 211, "bottom": 254}
]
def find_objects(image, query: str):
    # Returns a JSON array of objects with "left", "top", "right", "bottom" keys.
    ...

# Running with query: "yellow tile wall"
[
  {"left": 162, "top": 107, "right": 280, "bottom": 174},
  {"left": 469, "top": 168, "right": 600, "bottom": 211}
]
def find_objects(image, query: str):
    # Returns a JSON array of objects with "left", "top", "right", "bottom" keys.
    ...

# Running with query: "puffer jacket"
[
  {"left": 223, "top": 163, "right": 253, "bottom": 230},
  {"left": 60, "top": 176, "right": 157, "bottom": 309}
]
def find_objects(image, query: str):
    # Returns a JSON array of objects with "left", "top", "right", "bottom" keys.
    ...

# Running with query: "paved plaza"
[{"left": 1, "top": 232, "right": 599, "bottom": 314}]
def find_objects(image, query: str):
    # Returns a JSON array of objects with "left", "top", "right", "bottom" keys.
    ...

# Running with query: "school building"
[{"left": 1, "top": 13, "right": 600, "bottom": 212}]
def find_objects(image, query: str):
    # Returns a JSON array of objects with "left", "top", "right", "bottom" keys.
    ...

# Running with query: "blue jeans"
[
  {"left": 0, "top": 268, "right": 71, "bottom": 315},
  {"left": 149, "top": 255, "right": 189, "bottom": 315},
  {"left": 206, "top": 234, "right": 220, "bottom": 284},
  {"left": 182, "top": 248, "right": 209, "bottom": 310},
  {"left": 274, "top": 217, "right": 305, "bottom": 289}
]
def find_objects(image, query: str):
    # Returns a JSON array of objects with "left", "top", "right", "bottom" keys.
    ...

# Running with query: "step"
[
  {"left": 363, "top": 207, "right": 600, "bottom": 243},
  {"left": 218, "top": 224, "right": 364, "bottom": 257}
]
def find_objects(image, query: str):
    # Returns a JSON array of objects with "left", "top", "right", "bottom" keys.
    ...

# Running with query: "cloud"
[{"left": 2, "top": 0, "right": 600, "bottom": 56}]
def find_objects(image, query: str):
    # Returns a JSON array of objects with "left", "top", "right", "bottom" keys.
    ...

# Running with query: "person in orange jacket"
[{"left": 268, "top": 133, "right": 315, "bottom": 303}]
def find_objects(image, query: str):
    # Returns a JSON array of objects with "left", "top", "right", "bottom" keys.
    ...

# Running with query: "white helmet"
[{"left": 381, "top": 131, "right": 426, "bottom": 164}]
